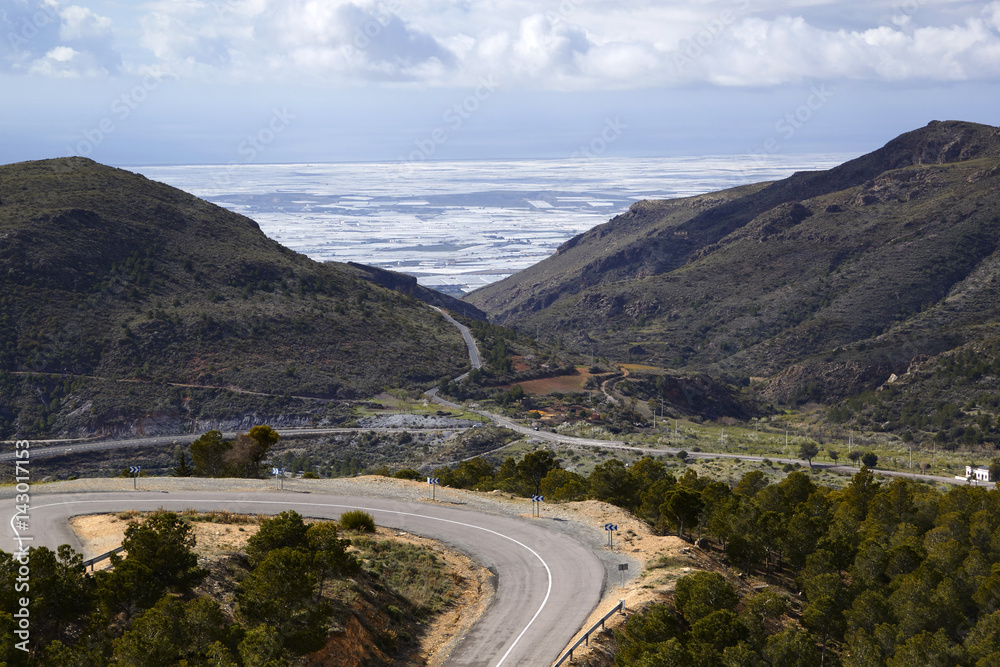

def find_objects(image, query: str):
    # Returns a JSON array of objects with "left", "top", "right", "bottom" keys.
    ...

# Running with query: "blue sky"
[{"left": 2, "top": 0, "right": 998, "bottom": 166}]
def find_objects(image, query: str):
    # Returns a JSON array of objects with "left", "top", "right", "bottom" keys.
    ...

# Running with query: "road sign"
[
  {"left": 428, "top": 477, "right": 440, "bottom": 484},
  {"left": 618, "top": 563, "right": 629, "bottom": 587},
  {"left": 129, "top": 466, "right": 140, "bottom": 474},
  {"left": 532, "top": 495, "right": 544, "bottom": 502},
  {"left": 271, "top": 468, "right": 280, "bottom": 475},
  {"left": 129, "top": 465, "right": 140, "bottom": 489},
  {"left": 605, "top": 523, "right": 617, "bottom": 531},
  {"left": 618, "top": 563, "right": 628, "bottom": 571}
]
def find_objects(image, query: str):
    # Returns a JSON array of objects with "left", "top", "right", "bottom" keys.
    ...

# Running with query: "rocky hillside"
[
  {"left": 0, "top": 158, "right": 469, "bottom": 437},
  {"left": 466, "top": 121, "right": 1000, "bottom": 415}
]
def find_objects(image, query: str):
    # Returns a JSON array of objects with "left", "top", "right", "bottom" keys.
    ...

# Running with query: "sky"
[{"left": 1, "top": 0, "right": 998, "bottom": 166}]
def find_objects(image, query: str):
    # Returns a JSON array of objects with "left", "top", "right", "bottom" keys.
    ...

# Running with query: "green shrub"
[{"left": 339, "top": 510, "right": 375, "bottom": 533}]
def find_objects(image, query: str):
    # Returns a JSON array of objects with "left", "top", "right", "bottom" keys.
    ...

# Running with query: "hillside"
[
  {"left": 466, "top": 121, "right": 1000, "bottom": 429},
  {"left": 0, "top": 158, "right": 469, "bottom": 438}
]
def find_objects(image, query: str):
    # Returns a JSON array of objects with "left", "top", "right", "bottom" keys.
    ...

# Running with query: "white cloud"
[
  {"left": 12, "top": 0, "right": 996, "bottom": 88},
  {"left": 140, "top": 0, "right": 455, "bottom": 83},
  {"left": 0, "top": 0, "right": 119, "bottom": 75},
  {"left": 59, "top": 4, "right": 111, "bottom": 40},
  {"left": 27, "top": 44, "right": 106, "bottom": 76}
]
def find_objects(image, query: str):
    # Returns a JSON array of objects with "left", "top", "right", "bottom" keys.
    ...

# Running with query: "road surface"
[
  {"left": 11, "top": 488, "right": 604, "bottom": 667},
  {"left": 0, "top": 426, "right": 463, "bottom": 463},
  {"left": 432, "top": 306, "right": 482, "bottom": 371}
]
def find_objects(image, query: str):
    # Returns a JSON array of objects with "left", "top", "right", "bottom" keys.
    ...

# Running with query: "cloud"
[
  {"left": 140, "top": 0, "right": 456, "bottom": 83},
  {"left": 0, "top": 0, "right": 120, "bottom": 76},
  {"left": 84, "top": 0, "right": 1000, "bottom": 88}
]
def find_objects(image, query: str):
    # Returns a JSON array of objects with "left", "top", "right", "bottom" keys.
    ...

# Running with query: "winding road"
[
  {"left": 11, "top": 486, "right": 605, "bottom": 666},
  {"left": 5, "top": 304, "right": 993, "bottom": 664}
]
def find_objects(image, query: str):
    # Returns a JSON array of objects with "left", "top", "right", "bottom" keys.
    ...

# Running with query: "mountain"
[
  {"left": 466, "top": 121, "right": 1000, "bottom": 428},
  {"left": 0, "top": 158, "right": 469, "bottom": 438}
]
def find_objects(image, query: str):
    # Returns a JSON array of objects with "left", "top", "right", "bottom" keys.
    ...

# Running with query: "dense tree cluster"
[
  {"left": 612, "top": 467, "right": 1000, "bottom": 665},
  {"left": 430, "top": 449, "right": 1000, "bottom": 664},
  {"left": 0, "top": 510, "right": 359, "bottom": 665},
  {"left": 187, "top": 425, "right": 280, "bottom": 478}
]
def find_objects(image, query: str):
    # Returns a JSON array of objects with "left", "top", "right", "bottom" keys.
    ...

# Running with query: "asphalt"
[{"left": 12, "top": 488, "right": 604, "bottom": 667}]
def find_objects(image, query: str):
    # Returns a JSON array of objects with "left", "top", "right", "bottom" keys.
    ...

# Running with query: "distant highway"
[
  {"left": 427, "top": 315, "right": 995, "bottom": 489},
  {"left": 431, "top": 306, "right": 482, "bottom": 371},
  {"left": 0, "top": 426, "right": 463, "bottom": 462}
]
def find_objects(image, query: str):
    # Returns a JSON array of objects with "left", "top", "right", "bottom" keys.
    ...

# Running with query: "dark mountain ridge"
[
  {"left": 470, "top": 120, "right": 1000, "bottom": 319},
  {"left": 466, "top": 121, "right": 1000, "bottom": 433},
  {"left": 0, "top": 157, "right": 469, "bottom": 437}
]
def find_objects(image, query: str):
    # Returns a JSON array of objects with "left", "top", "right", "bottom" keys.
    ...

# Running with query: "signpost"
[
  {"left": 531, "top": 495, "right": 544, "bottom": 518},
  {"left": 428, "top": 477, "right": 440, "bottom": 500},
  {"left": 604, "top": 523, "right": 618, "bottom": 549},
  {"left": 272, "top": 467, "right": 285, "bottom": 490},
  {"left": 618, "top": 563, "right": 629, "bottom": 588},
  {"left": 129, "top": 466, "right": 140, "bottom": 490}
]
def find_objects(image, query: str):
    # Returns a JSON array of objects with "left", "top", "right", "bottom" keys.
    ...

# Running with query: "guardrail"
[
  {"left": 82, "top": 546, "right": 125, "bottom": 571},
  {"left": 552, "top": 599, "right": 626, "bottom": 666}
]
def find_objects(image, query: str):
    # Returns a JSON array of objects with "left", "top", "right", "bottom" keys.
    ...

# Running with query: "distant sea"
[{"left": 134, "top": 155, "right": 855, "bottom": 296}]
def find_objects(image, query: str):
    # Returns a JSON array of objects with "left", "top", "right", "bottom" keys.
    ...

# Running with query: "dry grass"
[{"left": 502, "top": 367, "right": 596, "bottom": 395}]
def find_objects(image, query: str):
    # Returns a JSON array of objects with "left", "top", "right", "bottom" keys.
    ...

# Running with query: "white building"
[{"left": 966, "top": 465, "right": 991, "bottom": 482}]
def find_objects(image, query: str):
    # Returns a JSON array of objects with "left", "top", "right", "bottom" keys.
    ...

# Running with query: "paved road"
[
  {"left": 432, "top": 306, "right": 482, "bottom": 371},
  {"left": 12, "top": 489, "right": 604, "bottom": 667},
  {"left": 0, "top": 426, "right": 462, "bottom": 462}
]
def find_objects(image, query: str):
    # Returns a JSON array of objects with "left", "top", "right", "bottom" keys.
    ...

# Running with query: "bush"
[
  {"left": 246, "top": 511, "right": 309, "bottom": 566},
  {"left": 394, "top": 468, "right": 424, "bottom": 481},
  {"left": 339, "top": 510, "right": 375, "bottom": 533},
  {"left": 861, "top": 452, "right": 879, "bottom": 468}
]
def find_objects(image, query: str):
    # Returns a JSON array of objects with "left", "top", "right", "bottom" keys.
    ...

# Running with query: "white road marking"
[{"left": 33, "top": 496, "right": 554, "bottom": 666}]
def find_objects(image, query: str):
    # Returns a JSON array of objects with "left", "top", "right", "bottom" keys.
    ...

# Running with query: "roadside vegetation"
[
  {"left": 421, "top": 447, "right": 1000, "bottom": 666},
  {"left": 0, "top": 509, "right": 460, "bottom": 665},
  {"left": 611, "top": 469, "right": 1000, "bottom": 666}
]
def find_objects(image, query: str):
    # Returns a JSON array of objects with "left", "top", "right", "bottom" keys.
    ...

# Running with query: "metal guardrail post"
[
  {"left": 82, "top": 546, "right": 125, "bottom": 571},
  {"left": 552, "top": 599, "right": 626, "bottom": 666}
]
